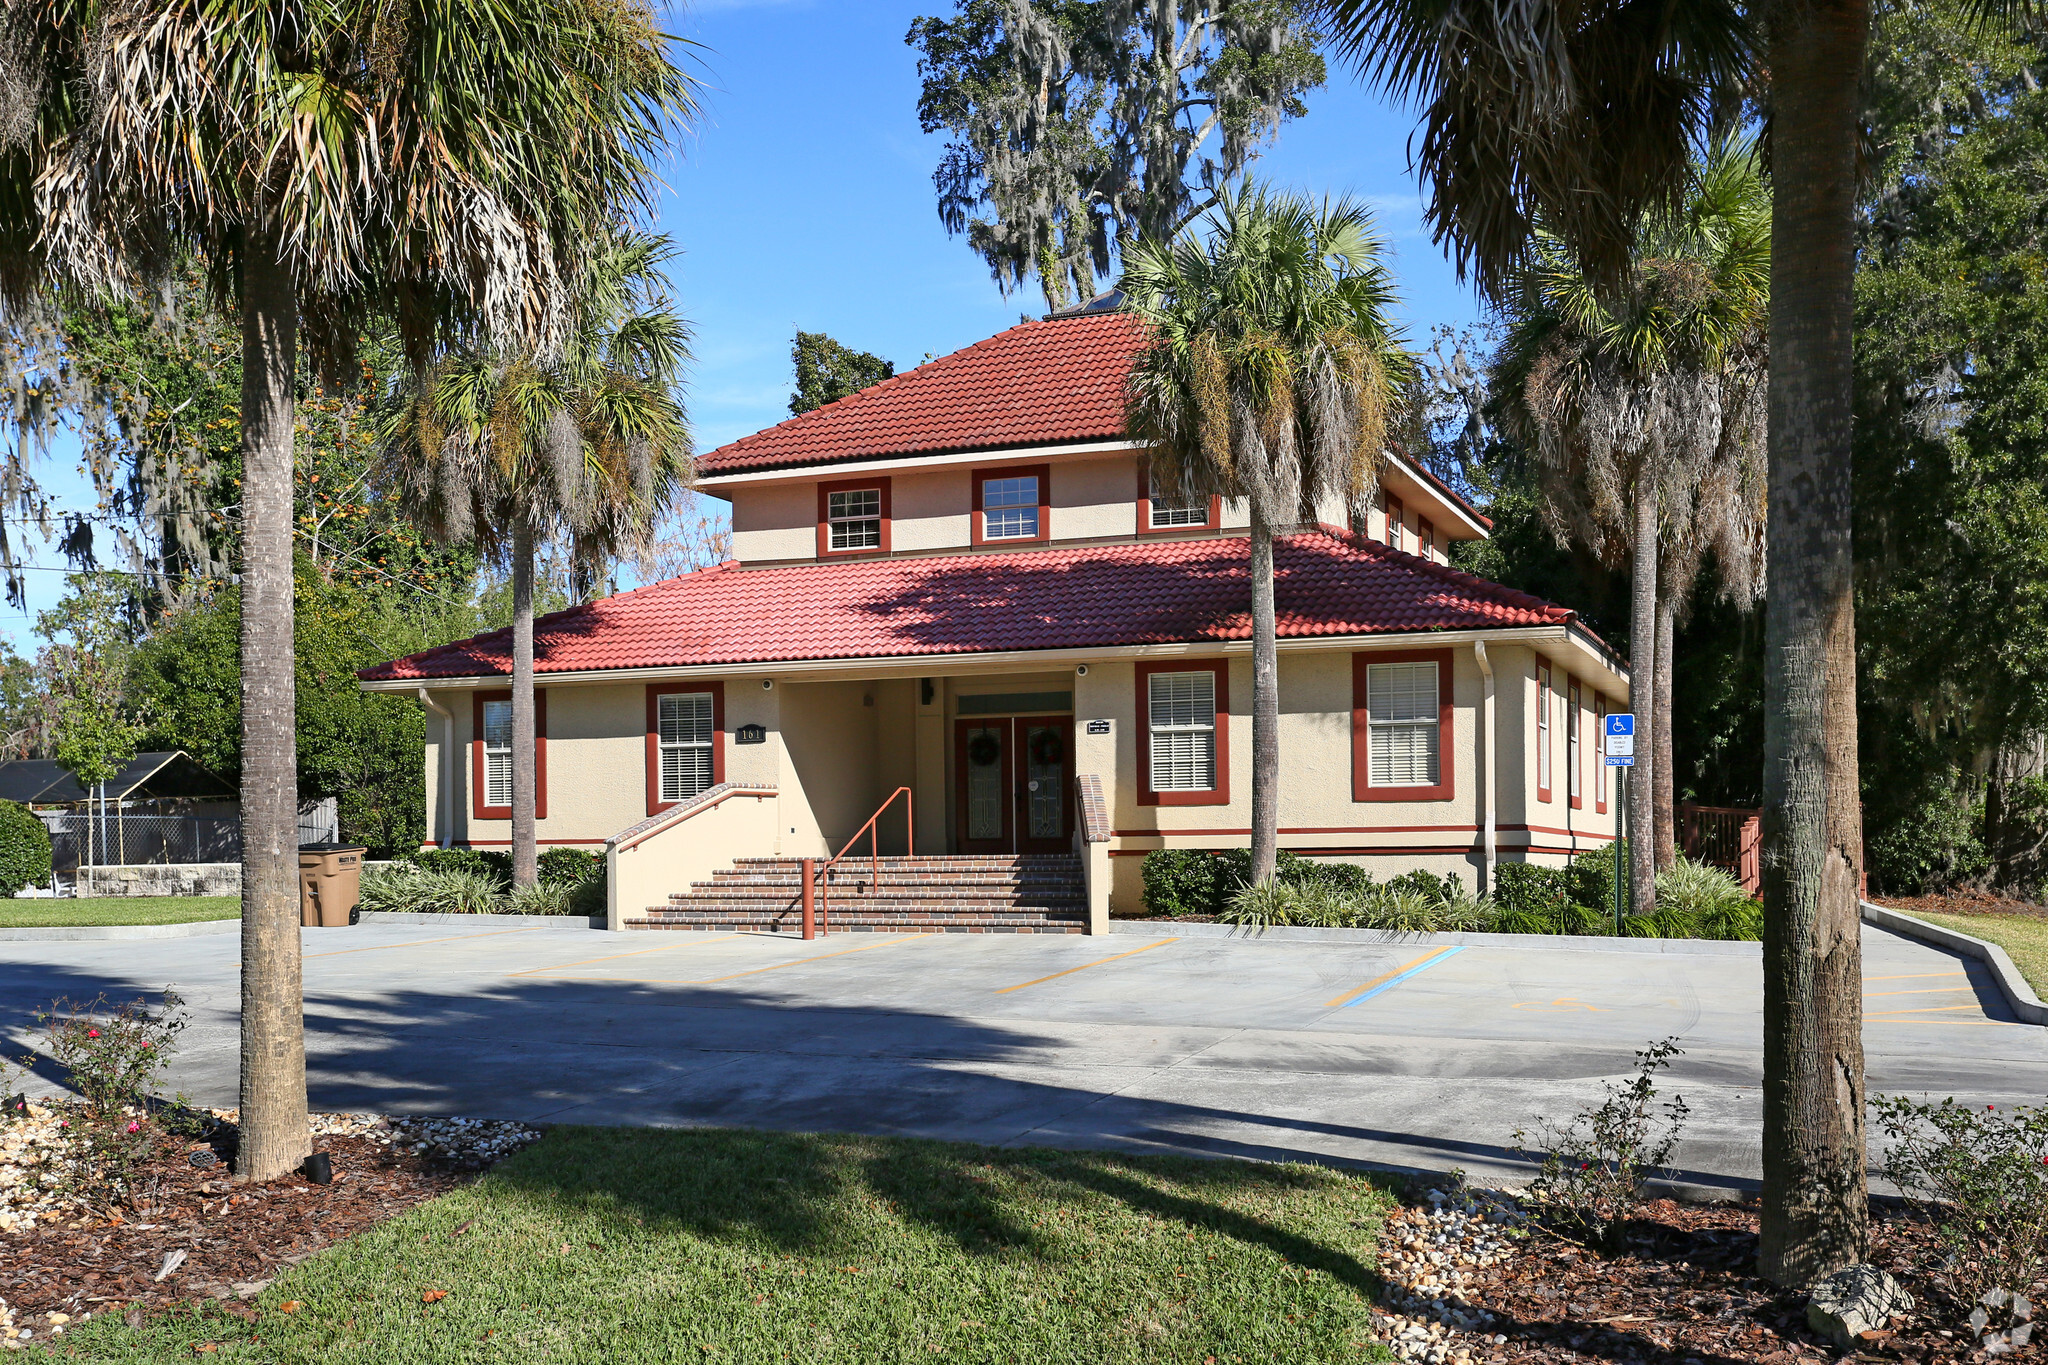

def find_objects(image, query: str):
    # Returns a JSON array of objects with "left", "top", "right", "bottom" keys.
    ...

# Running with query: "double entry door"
[{"left": 955, "top": 715, "right": 1074, "bottom": 854}]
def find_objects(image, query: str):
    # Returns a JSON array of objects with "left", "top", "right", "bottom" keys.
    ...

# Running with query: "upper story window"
[
  {"left": 1385, "top": 493, "right": 1406, "bottom": 552},
  {"left": 815, "top": 477, "right": 891, "bottom": 557},
  {"left": 1567, "top": 678, "right": 1582, "bottom": 808},
  {"left": 1148, "top": 469, "right": 1207, "bottom": 527},
  {"left": 1418, "top": 516, "right": 1436, "bottom": 561},
  {"left": 973, "top": 464, "right": 1050, "bottom": 545},
  {"left": 1536, "top": 657, "right": 1554, "bottom": 802},
  {"left": 827, "top": 489, "right": 882, "bottom": 550}
]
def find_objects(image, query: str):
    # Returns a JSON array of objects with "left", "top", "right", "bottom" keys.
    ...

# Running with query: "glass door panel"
[{"left": 955, "top": 720, "right": 1012, "bottom": 852}]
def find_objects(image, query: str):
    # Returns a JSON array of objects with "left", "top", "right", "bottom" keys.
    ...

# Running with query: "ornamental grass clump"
[
  {"left": 359, "top": 864, "right": 507, "bottom": 915},
  {"left": 1873, "top": 1094, "right": 2048, "bottom": 1350},
  {"left": 1514, "top": 1038, "right": 1691, "bottom": 1254},
  {"left": 39, "top": 989, "right": 192, "bottom": 1208}
]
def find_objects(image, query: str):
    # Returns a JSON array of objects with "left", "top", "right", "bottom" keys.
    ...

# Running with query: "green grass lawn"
[
  {"left": 59, "top": 1127, "right": 1398, "bottom": 1364},
  {"left": 1911, "top": 909, "right": 2048, "bottom": 996},
  {"left": 0, "top": 895, "right": 239, "bottom": 928}
]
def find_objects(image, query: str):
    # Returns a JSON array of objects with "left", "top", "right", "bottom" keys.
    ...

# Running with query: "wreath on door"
[
  {"left": 1028, "top": 728, "right": 1065, "bottom": 766},
  {"left": 967, "top": 732, "right": 1002, "bottom": 767}
]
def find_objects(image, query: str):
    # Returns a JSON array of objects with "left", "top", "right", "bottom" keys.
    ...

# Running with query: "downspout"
[
  {"left": 418, "top": 688, "right": 454, "bottom": 849},
  {"left": 1473, "top": 641, "right": 1496, "bottom": 895}
]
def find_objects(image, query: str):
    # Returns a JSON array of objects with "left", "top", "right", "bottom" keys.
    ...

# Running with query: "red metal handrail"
[{"left": 808, "top": 787, "right": 913, "bottom": 939}]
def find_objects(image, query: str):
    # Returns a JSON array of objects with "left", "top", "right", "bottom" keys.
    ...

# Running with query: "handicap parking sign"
[{"left": 1605, "top": 712, "right": 1636, "bottom": 764}]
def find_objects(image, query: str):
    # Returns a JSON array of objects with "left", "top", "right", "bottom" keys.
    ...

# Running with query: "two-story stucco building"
[{"left": 360, "top": 299, "right": 1626, "bottom": 934}]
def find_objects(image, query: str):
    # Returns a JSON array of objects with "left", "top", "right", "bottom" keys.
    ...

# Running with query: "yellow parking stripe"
[
  {"left": 507, "top": 935, "right": 738, "bottom": 977},
  {"left": 1866, "top": 1004, "right": 1993, "bottom": 1016},
  {"left": 1324, "top": 948, "right": 1456, "bottom": 1009},
  {"left": 1863, "top": 972, "right": 1966, "bottom": 982},
  {"left": 305, "top": 927, "right": 544, "bottom": 959},
  {"left": 1863, "top": 986, "right": 1978, "bottom": 998},
  {"left": 994, "top": 938, "right": 1178, "bottom": 995}
]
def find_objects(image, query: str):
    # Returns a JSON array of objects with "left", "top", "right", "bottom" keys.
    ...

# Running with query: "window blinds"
[
  {"left": 482, "top": 699, "right": 513, "bottom": 807},
  {"left": 658, "top": 692, "right": 715, "bottom": 803},
  {"left": 1367, "top": 662, "right": 1439, "bottom": 786},
  {"left": 1148, "top": 671, "right": 1216, "bottom": 791}
]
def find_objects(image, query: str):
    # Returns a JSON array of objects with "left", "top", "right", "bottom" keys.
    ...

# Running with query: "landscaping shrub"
[
  {"left": 1220, "top": 877, "right": 1302, "bottom": 927},
  {"left": 404, "top": 847, "right": 513, "bottom": 885},
  {"left": 1654, "top": 858, "right": 1752, "bottom": 917},
  {"left": 1141, "top": 849, "right": 1220, "bottom": 917},
  {"left": 1493, "top": 862, "right": 1572, "bottom": 918},
  {"left": 1295, "top": 860, "right": 1374, "bottom": 897},
  {"left": 537, "top": 846, "right": 602, "bottom": 887},
  {"left": 1566, "top": 840, "right": 1628, "bottom": 914},
  {"left": 39, "top": 989, "right": 191, "bottom": 1207},
  {"left": 568, "top": 873, "right": 607, "bottom": 917},
  {"left": 507, "top": 881, "right": 579, "bottom": 915},
  {"left": 360, "top": 863, "right": 505, "bottom": 914},
  {"left": 1514, "top": 1037, "right": 1690, "bottom": 1253},
  {"left": 0, "top": 798, "right": 51, "bottom": 895},
  {"left": 1872, "top": 1094, "right": 2048, "bottom": 1351},
  {"left": 1384, "top": 867, "right": 1462, "bottom": 904}
]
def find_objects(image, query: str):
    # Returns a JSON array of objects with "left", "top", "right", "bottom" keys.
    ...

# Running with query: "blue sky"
[{"left": 1, "top": 0, "right": 1483, "bottom": 648}]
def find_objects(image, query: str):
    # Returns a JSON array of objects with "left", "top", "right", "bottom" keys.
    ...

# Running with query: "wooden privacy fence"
[{"left": 1679, "top": 803, "right": 1762, "bottom": 897}]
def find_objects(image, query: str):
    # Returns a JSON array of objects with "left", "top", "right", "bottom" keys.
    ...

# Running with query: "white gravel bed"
[{"left": 1371, "top": 1184, "right": 1531, "bottom": 1365}]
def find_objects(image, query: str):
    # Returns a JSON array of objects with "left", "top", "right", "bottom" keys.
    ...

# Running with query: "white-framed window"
[
  {"left": 1366, "top": 661, "right": 1441, "bottom": 786},
  {"left": 1418, "top": 517, "right": 1436, "bottom": 560},
  {"left": 1385, "top": 494, "right": 1405, "bottom": 551},
  {"left": 1567, "top": 679, "right": 1582, "bottom": 803},
  {"left": 482, "top": 698, "right": 513, "bottom": 808},
  {"left": 657, "top": 691, "right": 716, "bottom": 804},
  {"left": 982, "top": 475, "right": 1040, "bottom": 539},
  {"left": 1148, "top": 671, "right": 1217, "bottom": 791},
  {"left": 1537, "top": 662, "right": 1553, "bottom": 797},
  {"left": 826, "top": 487, "right": 882, "bottom": 551},
  {"left": 1147, "top": 467, "right": 1207, "bottom": 528}
]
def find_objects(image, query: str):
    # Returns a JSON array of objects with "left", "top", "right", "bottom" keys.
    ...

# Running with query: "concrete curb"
[
  {"left": 0, "top": 917, "right": 239, "bottom": 943},
  {"left": 1109, "top": 920, "right": 1761, "bottom": 956},
  {"left": 357, "top": 912, "right": 604, "bottom": 928},
  {"left": 1860, "top": 900, "right": 2047, "bottom": 1026}
]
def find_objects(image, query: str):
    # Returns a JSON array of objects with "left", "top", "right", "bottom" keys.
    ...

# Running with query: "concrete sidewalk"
[{"left": 4, "top": 919, "right": 2041, "bottom": 1190}]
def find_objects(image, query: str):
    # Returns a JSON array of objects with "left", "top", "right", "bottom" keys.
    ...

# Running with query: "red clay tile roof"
[
  {"left": 359, "top": 530, "right": 1578, "bottom": 682},
  {"left": 696, "top": 311, "right": 1146, "bottom": 475}
]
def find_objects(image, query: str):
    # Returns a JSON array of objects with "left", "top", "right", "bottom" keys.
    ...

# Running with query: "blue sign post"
[{"left": 1605, "top": 714, "right": 1637, "bottom": 930}]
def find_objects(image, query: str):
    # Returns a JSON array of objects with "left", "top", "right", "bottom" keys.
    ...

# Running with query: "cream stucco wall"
[{"left": 411, "top": 636, "right": 1623, "bottom": 920}]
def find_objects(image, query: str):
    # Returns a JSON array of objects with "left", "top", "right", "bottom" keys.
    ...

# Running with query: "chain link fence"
[{"left": 42, "top": 797, "right": 341, "bottom": 887}]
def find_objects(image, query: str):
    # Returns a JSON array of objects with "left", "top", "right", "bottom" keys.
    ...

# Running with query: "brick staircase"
[{"left": 625, "top": 854, "right": 1089, "bottom": 934}]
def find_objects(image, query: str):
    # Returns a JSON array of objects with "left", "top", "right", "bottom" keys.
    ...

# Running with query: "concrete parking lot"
[{"left": 4, "top": 919, "right": 2042, "bottom": 1188}]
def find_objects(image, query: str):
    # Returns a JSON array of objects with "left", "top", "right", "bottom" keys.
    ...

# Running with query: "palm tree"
[
  {"left": 1495, "top": 142, "right": 1769, "bottom": 912},
  {"left": 2, "top": 0, "right": 689, "bottom": 1181},
  {"left": 1318, "top": 0, "right": 1884, "bottom": 1280},
  {"left": 1121, "top": 185, "right": 1408, "bottom": 886},
  {"left": 378, "top": 229, "right": 693, "bottom": 887}
]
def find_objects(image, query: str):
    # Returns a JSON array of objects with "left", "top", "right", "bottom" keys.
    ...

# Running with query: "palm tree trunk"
[
  {"left": 1628, "top": 461, "right": 1659, "bottom": 915},
  {"left": 236, "top": 236, "right": 310, "bottom": 1182},
  {"left": 511, "top": 524, "right": 538, "bottom": 889},
  {"left": 1249, "top": 508, "right": 1279, "bottom": 885},
  {"left": 1758, "top": 0, "right": 1871, "bottom": 1286},
  {"left": 1654, "top": 592, "right": 1677, "bottom": 871}
]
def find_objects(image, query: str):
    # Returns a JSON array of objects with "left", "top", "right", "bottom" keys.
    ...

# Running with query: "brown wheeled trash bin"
[{"left": 298, "top": 845, "right": 367, "bottom": 927}]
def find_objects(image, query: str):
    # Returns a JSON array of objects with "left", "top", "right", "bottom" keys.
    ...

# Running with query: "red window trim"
[
  {"left": 1134, "top": 454, "right": 1221, "bottom": 534},
  {"left": 645, "top": 681, "right": 727, "bottom": 817},
  {"left": 1352, "top": 648, "right": 1457, "bottom": 803},
  {"left": 816, "top": 476, "right": 892, "bottom": 558},
  {"left": 1567, "top": 676, "right": 1584, "bottom": 810},
  {"left": 1136, "top": 658, "right": 1230, "bottom": 807},
  {"left": 1418, "top": 515, "right": 1436, "bottom": 561},
  {"left": 1385, "top": 493, "right": 1405, "bottom": 551},
  {"left": 1594, "top": 694, "right": 1609, "bottom": 814},
  {"left": 972, "top": 463, "right": 1051, "bottom": 546},
  {"left": 1535, "top": 654, "right": 1554, "bottom": 805},
  {"left": 471, "top": 689, "right": 547, "bottom": 822}
]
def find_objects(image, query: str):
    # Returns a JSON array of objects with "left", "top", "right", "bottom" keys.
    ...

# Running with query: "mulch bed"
[
  {"left": 1452, "top": 1197, "right": 2036, "bottom": 1364},
  {"left": 1, "top": 1133, "right": 472, "bottom": 1340},
  {"left": 1879, "top": 891, "right": 2046, "bottom": 920}
]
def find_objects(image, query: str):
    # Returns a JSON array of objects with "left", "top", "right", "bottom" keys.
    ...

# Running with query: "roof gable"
[
  {"left": 697, "top": 311, "right": 1146, "bottom": 477},
  {"left": 360, "top": 530, "right": 1578, "bottom": 683}
]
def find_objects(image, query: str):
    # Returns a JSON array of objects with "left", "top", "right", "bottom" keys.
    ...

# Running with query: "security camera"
[
  {"left": 1076, "top": 664, "right": 1089, "bottom": 676},
  {"left": 762, "top": 678, "right": 774, "bottom": 690}
]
